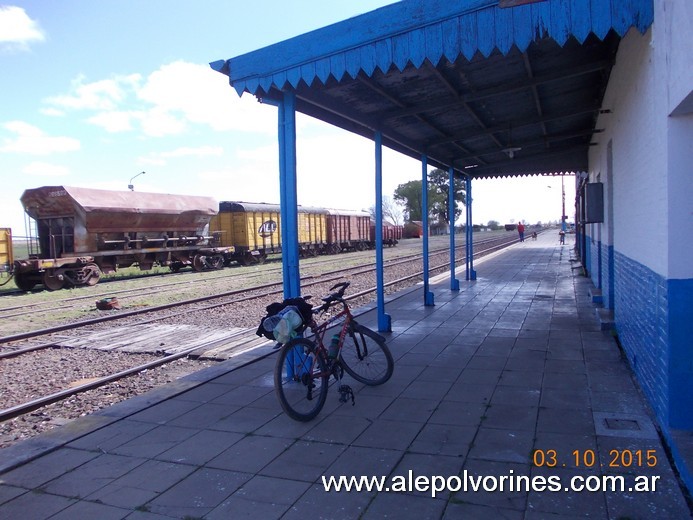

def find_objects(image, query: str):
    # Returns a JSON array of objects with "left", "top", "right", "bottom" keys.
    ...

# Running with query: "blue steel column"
[
  {"left": 374, "top": 132, "right": 391, "bottom": 332},
  {"left": 278, "top": 91, "right": 300, "bottom": 299},
  {"left": 448, "top": 166, "right": 460, "bottom": 291},
  {"left": 465, "top": 175, "right": 476, "bottom": 281},
  {"left": 422, "top": 155, "right": 435, "bottom": 306}
]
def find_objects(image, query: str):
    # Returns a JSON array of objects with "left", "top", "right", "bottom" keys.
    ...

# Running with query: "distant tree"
[
  {"left": 487, "top": 220, "right": 501, "bottom": 230},
  {"left": 393, "top": 180, "right": 424, "bottom": 221},
  {"left": 368, "top": 196, "right": 403, "bottom": 225},
  {"left": 428, "top": 168, "right": 465, "bottom": 224},
  {"left": 393, "top": 169, "right": 465, "bottom": 223}
]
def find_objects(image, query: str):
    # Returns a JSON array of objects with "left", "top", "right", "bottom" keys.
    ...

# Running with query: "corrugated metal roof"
[
  {"left": 21, "top": 186, "right": 218, "bottom": 219},
  {"left": 211, "top": 0, "right": 654, "bottom": 178},
  {"left": 212, "top": 0, "right": 652, "bottom": 97}
]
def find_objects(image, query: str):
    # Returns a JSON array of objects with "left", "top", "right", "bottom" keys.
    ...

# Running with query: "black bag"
[{"left": 256, "top": 297, "right": 314, "bottom": 340}]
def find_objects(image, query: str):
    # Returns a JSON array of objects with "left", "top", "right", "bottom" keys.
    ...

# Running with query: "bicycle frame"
[{"left": 308, "top": 300, "right": 353, "bottom": 360}]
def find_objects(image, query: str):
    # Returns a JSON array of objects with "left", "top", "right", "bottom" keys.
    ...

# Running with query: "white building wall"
[
  {"left": 661, "top": 0, "right": 693, "bottom": 280},
  {"left": 589, "top": 24, "right": 669, "bottom": 277}
]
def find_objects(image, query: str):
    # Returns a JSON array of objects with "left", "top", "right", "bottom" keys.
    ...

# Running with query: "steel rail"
[
  {"left": 0, "top": 233, "right": 518, "bottom": 346},
  {"left": 0, "top": 329, "right": 259, "bottom": 423}
]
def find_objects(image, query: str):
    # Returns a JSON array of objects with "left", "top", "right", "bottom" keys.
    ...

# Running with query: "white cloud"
[
  {"left": 86, "top": 111, "right": 135, "bottom": 133},
  {"left": 0, "top": 121, "right": 80, "bottom": 155},
  {"left": 161, "top": 146, "right": 223, "bottom": 158},
  {"left": 46, "top": 74, "right": 140, "bottom": 111},
  {"left": 39, "top": 107, "right": 65, "bottom": 117},
  {"left": 0, "top": 6, "right": 45, "bottom": 50},
  {"left": 138, "top": 107, "right": 186, "bottom": 137},
  {"left": 42, "top": 61, "right": 277, "bottom": 138},
  {"left": 137, "top": 145, "right": 224, "bottom": 167},
  {"left": 23, "top": 161, "right": 70, "bottom": 177},
  {"left": 137, "top": 61, "right": 276, "bottom": 134}
]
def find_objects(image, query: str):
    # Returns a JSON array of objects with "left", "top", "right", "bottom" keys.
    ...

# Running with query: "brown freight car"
[
  {"left": 370, "top": 221, "right": 403, "bottom": 247},
  {"left": 325, "top": 209, "right": 371, "bottom": 253},
  {"left": 13, "top": 186, "right": 232, "bottom": 291}
]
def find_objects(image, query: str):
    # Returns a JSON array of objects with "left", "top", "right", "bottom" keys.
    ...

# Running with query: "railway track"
[
  {"left": 0, "top": 232, "right": 516, "bottom": 339},
  {"left": 0, "top": 232, "right": 522, "bottom": 445}
]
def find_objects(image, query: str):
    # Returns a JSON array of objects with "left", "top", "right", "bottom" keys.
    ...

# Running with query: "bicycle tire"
[
  {"left": 274, "top": 338, "right": 329, "bottom": 421},
  {"left": 340, "top": 323, "right": 394, "bottom": 386}
]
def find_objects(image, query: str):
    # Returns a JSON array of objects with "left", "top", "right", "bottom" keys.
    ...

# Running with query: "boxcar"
[
  {"left": 371, "top": 221, "right": 403, "bottom": 247},
  {"left": 403, "top": 221, "right": 424, "bottom": 239},
  {"left": 13, "top": 186, "right": 232, "bottom": 291},
  {"left": 325, "top": 209, "right": 371, "bottom": 253},
  {"left": 211, "top": 202, "right": 327, "bottom": 265},
  {"left": 0, "top": 228, "right": 12, "bottom": 274}
]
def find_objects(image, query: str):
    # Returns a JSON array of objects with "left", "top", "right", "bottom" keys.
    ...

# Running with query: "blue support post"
[
  {"left": 465, "top": 175, "right": 476, "bottom": 281},
  {"left": 277, "top": 91, "right": 300, "bottom": 299},
  {"left": 374, "top": 132, "right": 391, "bottom": 332},
  {"left": 449, "top": 166, "right": 460, "bottom": 291},
  {"left": 422, "top": 155, "right": 435, "bottom": 306}
]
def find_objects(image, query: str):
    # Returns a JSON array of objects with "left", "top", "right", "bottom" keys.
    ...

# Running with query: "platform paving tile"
[
  {"left": 363, "top": 492, "right": 447, "bottom": 519},
  {"left": 84, "top": 459, "right": 198, "bottom": 509},
  {"left": 205, "top": 434, "right": 293, "bottom": 474},
  {"left": 259, "top": 440, "right": 347, "bottom": 483},
  {"left": 0, "top": 491, "right": 78, "bottom": 519},
  {"left": 1, "top": 234, "right": 692, "bottom": 519},
  {"left": 48, "top": 500, "right": 132, "bottom": 520},
  {"left": 108, "top": 424, "right": 201, "bottom": 459},
  {"left": 145, "top": 467, "right": 251, "bottom": 518},
  {"left": 351, "top": 418, "right": 423, "bottom": 451},
  {"left": 41, "top": 452, "right": 149, "bottom": 498},
  {"left": 0, "top": 446, "right": 98, "bottom": 489},
  {"left": 467, "top": 427, "right": 535, "bottom": 464},
  {"left": 153, "top": 429, "right": 245, "bottom": 466}
]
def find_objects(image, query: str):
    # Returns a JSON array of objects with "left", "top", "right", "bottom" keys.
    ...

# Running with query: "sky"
[{"left": 0, "top": 1, "right": 575, "bottom": 236}]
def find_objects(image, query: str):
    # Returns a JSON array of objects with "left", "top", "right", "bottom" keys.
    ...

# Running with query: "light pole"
[
  {"left": 561, "top": 174, "right": 567, "bottom": 232},
  {"left": 128, "top": 171, "right": 145, "bottom": 191},
  {"left": 547, "top": 176, "right": 567, "bottom": 230}
]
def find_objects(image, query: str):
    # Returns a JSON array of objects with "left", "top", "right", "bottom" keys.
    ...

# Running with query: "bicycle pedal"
[{"left": 338, "top": 385, "right": 355, "bottom": 406}]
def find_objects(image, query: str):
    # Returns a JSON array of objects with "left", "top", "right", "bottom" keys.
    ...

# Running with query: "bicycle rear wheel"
[
  {"left": 274, "top": 338, "right": 329, "bottom": 421},
  {"left": 340, "top": 323, "right": 394, "bottom": 386}
]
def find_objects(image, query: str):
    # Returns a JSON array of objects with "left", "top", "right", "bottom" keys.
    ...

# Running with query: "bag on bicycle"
[{"left": 256, "top": 297, "right": 314, "bottom": 341}]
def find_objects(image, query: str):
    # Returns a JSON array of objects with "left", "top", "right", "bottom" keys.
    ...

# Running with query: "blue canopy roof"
[
  {"left": 212, "top": 0, "right": 653, "bottom": 97},
  {"left": 211, "top": 0, "right": 654, "bottom": 177}
]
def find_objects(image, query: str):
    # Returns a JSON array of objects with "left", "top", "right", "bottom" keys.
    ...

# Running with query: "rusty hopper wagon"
[{"left": 13, "top": 186, "right": 233, "bottom": 291}]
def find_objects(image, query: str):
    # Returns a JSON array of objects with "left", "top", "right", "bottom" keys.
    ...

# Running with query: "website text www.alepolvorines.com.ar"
[{"left": 321, "top": 470, "right": 661, "bottom": 498}]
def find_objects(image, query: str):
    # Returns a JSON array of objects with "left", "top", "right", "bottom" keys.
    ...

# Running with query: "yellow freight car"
[
  {"left": 0, "top": 228, "right": 13, "bottom": 275},
  {"left": 211, "top": 202, "right": 327, "bottom": 265}
]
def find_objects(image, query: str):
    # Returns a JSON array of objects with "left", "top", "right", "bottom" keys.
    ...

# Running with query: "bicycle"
[{"left": 272, "top": 281, "right": 394, "bottom": 421}]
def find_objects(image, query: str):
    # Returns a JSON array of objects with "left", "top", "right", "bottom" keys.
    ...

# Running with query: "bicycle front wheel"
[
  {"left": 340, "top": 323, "right": 394, "bottom": 386},
  {"left": 274, "top": 338, "right": 329, "bottom": 421}
]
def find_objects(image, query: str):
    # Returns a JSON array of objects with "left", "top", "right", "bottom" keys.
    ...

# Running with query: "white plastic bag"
[{"left": 270, "top": 307, "right": 303, "bottom": 344}]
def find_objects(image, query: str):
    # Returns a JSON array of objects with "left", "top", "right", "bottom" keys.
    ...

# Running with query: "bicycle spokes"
[
  {"left": 352, "top": 331, "right": 368, "bottom": 360},
  {"left": 275, "top": 338, "right": 329, "bottom": 421}
]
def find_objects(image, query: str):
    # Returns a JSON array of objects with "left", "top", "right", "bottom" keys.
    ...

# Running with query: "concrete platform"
[{"left": 1, "top": 232, "right": 691, "bottom": 519}]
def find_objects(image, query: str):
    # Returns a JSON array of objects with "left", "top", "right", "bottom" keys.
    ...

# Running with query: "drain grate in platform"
[
  {"left": 594, "top": 412, "right": 658, "bottom": 439},
  {"left": 604, "top": 418, "right": 641, "bottom": 431}
]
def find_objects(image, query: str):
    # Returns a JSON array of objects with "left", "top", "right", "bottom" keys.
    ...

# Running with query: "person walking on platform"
[{"left": 517, "top": 221, "right": 525, "bottom": 242}]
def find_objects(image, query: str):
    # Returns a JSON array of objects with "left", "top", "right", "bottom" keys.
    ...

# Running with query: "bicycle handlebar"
[{"left": 317, "top": 281, "right": 351, "bottom": 312}]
